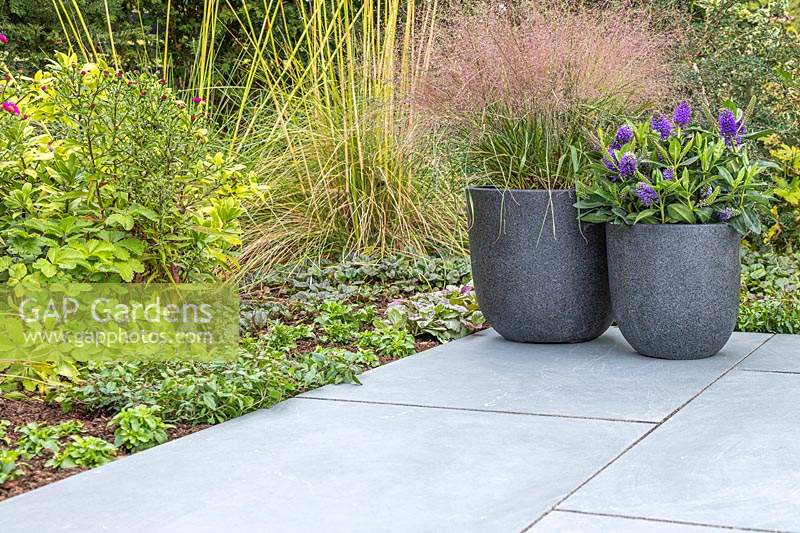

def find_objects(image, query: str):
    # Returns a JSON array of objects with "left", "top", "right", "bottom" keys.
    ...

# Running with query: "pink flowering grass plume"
[
  {"left": 2, "top": 101, "right": 20, "bottom": 116},
  {"left": 412, "top": 1, "right": 675, "bottom": 123},
  {"left": 0, "top": 34, "right": 8, "bottom": 45}
]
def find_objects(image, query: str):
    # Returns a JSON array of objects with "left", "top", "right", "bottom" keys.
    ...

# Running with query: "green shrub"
[
  {"left": 290, "top": 348, "right": 379, "bottom": 388},
  {"left": 0, "top": 50, "right": 252, "bottom": 394},
  {"left": 314, "top": 301, "right": 375, "bottom": 344},
  {"left": 15, "top": 420, "right": 84, "bottom": 459},
  {"left": 261, "top": 322, "right": 314, "bottom": 352},
  {"left": 0, "top": 52, "right": 252, "bottom": 285},
  {"left": 60, "top": 350, "right": 296, "bottom": 425},
  {"left": 46, "top": 436, "right": 117, "bottom": 469},
  {"left": 738, "top": 249, "right": 800, "bottom": 333},
  {"left": 109, "top": 405, "right": 173, "bottom": 453},
  {"left": 0, "top": 1, "right": 306, "bottom": 86},
  {"left": 681, "top": 0, "right": 800, "bottom": 143},
  {"left": 0, "top": 448, "right": 25, "bottom": 484},
  {"left": 384, "top": 285, "right": 484, "bottom": 342},
  {"left": 357, "top": 325, "right": 415, "bottom": 359}
]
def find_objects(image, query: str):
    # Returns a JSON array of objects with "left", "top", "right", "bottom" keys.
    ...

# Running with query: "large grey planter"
[
  {"left": 466, "top": 187, "right": 612, "bottom": 343},
  {"left": 606, "top": 223, "right": 741, "bottom": 360}
]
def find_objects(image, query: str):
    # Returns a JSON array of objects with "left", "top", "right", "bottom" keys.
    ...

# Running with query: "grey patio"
[{"left": 1, "top": 327, "right": 798, "bottom": 533}]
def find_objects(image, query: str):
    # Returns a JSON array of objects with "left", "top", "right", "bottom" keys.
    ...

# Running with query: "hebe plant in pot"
[
  {"left": 412, "top": 2, "right": 673, "bottom": 342},
  {"left": 576, "top": 99, "right": 775, "bottom": 359}
]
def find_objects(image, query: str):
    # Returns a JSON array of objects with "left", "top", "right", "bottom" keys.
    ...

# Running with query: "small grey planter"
[
  {"left": 606, "top": 223, "right": 741, "bottom": 360},
  {"left": 466, "top": 187, "right": 612, "bottom": 343}
]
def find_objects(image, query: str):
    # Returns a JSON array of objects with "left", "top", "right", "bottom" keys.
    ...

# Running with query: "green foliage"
[
  {"left": 0, "top": 51, "right": 252, "bottom": 394},
  {"left": 738, "top": 295, "right": 800, "bottom": 333},
  {"left": 357, "top": 325, "right": 416, "bottom": 359},
  {"left": 577, "top": 103, "right": 774, "bottom": 234},
  {"left": 239, "top": 302, "right": 291, "bottom": 333},
  {"left": 250, "top": 254, "right": 472, "bottom": 302},
  {"left": 0, "top": 53, "right": 251, "bottom": 285},
  {"left": 238, "top": 0, "right": 464, "bottom": 271},
  {"left": 15, "top": 420, "right": 84, "bottom": 459},
  {"left": 761, "top": 135, "right": 800, "bottom": 251},
  {"left": 0, "top": 419, "right": 11, "bottom": 446},
  {"left": 59, "top": 350, "right": 296, "bottom": 425},
  {"left": 384, "top": 285, "right": 484, "bottom": 342},
  {"left": 46, "top": 436, "right": 117, "bottom": 469},
  {"left": 0, "top": 1, "right": 306, "bottom": 86},
  {"left": 682, "top": 0, "right": 800, "bottom": 142},
  {"left": 457, "top": 107, "right": 590, "bottom": 190},
  {"left": 290, "top": 348, "right": 379, "bottom": 388},
  {"left": 0, "top": 448, "right": 25, "bottom": 484},
  {"left": 314, "top": 301, "right": 375, "bottom": 344},
  {"left": 738, "top": 249, "right": 800, "bottom": 333},
  {"left": 0, "top": 1, "right": 152, "bottom": 73},
  {"left": 262, "top": 322, "right": 314, "bottom": 352},
  {"left": 109, "top": 404, "right": 173, "bottom": 453}
]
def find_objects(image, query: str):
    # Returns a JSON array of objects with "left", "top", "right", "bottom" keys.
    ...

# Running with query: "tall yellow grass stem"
[{"left": 103, "top": 0, "right": 119, "bottom": 69}]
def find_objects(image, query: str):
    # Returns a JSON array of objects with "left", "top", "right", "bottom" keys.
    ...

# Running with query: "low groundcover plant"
[{"left": 576, "top": 100, "right": 775, "bottom": 234}]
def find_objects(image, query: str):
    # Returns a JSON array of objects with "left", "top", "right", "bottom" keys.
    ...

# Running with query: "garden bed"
[
  {"left": 0, "top": 396, "right": 206, "bottom": 501},
  {"left": 0, "top": 255, "right": 484, "bottom": 500}
]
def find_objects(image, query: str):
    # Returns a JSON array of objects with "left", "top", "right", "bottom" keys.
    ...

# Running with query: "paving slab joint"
[{"left": 519, "top": 333, "right": 775, "bottom": 532}]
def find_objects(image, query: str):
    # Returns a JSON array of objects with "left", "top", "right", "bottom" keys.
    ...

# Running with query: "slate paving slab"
[
  {"left": 558, "top": 370, "right": 800, "bottom": 532},
  {"left": 532, "top": 510, "right": 733, "bottom": 532},
  {"left": 0, "top": 398, "right": 650, "bottom": 533},
  {"left": 737, "top": 333, "right": 800, "bottom": 373},
  {"left": 303, "top": 328, "right": 770, "bottom": 422}
]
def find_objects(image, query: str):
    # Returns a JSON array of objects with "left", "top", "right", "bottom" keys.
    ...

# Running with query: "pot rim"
[
  {"left": 467, "top": 185, "right": 575, "bottom": 193},
  {"left": 606, "top": 222, "right": 738, "bottom": 229}
]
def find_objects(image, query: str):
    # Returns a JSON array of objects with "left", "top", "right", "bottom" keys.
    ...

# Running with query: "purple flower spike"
[
  {"left": 717, "top": 207, "right": 736, "bottom": 221},
  {"left": 662, "top": 168, "right": 674, "bottom": 181},
  {"left": 718, "top": 109, "right": 745, "bottom": 147},
  {"left": 635, "top": 182, "right": 658, "bottom": 207},
  {"left": 673, "top": 101, "right": 692, "bottom": 128},
  {"left": 618, "top": 152, "right": 638, "bottom": 179},
  {"left": 603, "top": 147, "right": 617, "bottom": 172},
  {"left": 650, "top": 113, "right": 672, "bottom": 141},
  {"left": 612, "top": 124, "right": 634, "bottom": 150}
]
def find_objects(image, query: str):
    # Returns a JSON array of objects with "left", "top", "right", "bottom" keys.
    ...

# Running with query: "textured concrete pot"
[
  {"left": 606, "top": 223, "right": 741, "bottom": 360},
  {"left": 466, "top": 187, "right": 612, "bottom": 343}
]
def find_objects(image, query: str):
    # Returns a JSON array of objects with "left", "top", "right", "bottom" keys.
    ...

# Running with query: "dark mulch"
[{"left": 0, "top": 397, "right": 205, "bottom": 502}]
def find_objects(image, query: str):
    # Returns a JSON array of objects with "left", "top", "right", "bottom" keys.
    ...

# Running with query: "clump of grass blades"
[
  {"left": 412, "top": 0, "right": 676, "bottom": 190},
  {"left": 231, "top": 0, "right": 465, "bottom": 272},
  {"left": 457, "top": 106, "right": 589, "bottom": 191}
]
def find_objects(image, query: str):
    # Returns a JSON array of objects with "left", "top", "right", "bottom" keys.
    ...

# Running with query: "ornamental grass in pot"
[
  {"left": 411, "top": 2, "right": 674, "bottom": 342},
  {"left": 576, "top": 100, "right": 775, "bottom": 359}
]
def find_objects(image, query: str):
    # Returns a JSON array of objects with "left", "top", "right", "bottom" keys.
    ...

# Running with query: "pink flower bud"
[
  {"left": 0, "top": 34, "right": 9, "bottom": 45},
  {"left": 2, "top": 101, "right": 20, "bottom": 116},
  {"left": 191, "top": 97, "right": 203, "bottom": 104}
]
